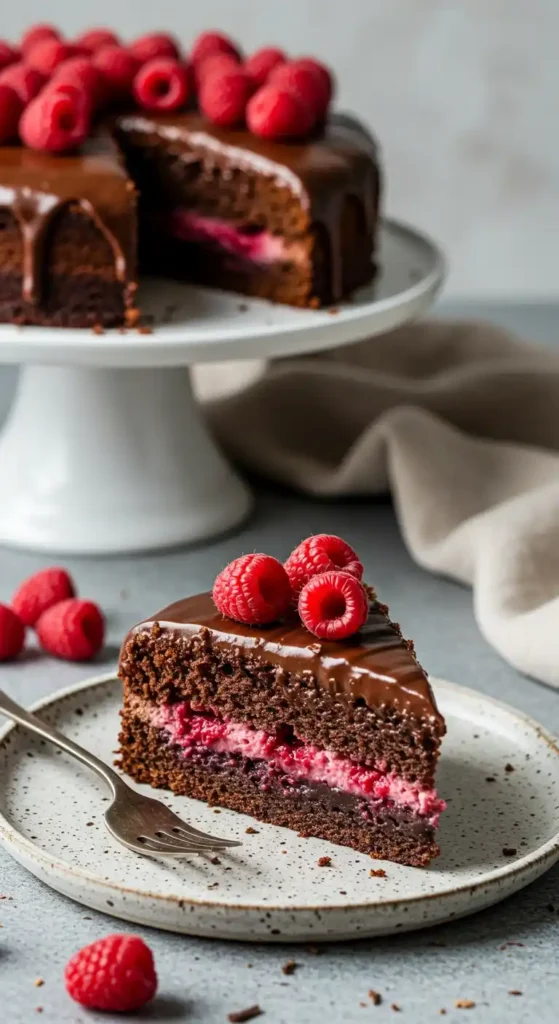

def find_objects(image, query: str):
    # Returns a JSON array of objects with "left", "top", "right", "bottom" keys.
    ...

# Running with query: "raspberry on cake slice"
[{"left": 118, "top": 537, "right": 446, "bottom": 867}]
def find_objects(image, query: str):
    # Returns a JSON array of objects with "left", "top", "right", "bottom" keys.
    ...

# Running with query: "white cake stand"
[{"left": 0, "top": 218, "right": 445, "bottom": 555}]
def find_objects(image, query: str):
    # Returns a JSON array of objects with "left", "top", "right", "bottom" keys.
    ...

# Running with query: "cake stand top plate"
[{"left": 0, "top": 218, "right": 445, "bottom": 368}]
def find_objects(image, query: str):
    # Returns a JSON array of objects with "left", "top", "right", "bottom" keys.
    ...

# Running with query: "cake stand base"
[{"left": 0, "top": 366, "right": 252, "bottom": 555}]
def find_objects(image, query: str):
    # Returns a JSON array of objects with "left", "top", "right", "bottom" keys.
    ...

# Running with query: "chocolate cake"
[{"left": 118, "top": 592, "right": 446, "bottom": 867}]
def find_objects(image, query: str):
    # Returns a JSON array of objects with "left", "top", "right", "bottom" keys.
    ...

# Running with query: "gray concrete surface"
[{"left": 1, "top": 302, "right": 558, "bottom": 1023}]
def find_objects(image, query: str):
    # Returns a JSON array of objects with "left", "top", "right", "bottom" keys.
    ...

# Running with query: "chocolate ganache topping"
[
  {"left": 0, "top": 132, "right": 136, "bottom": 306},
  {"left": 130, "top": 591, "right": 443, "bottom": 726},
  {"left": 116, "top": 110, "right": 381, "bottom": 303}
]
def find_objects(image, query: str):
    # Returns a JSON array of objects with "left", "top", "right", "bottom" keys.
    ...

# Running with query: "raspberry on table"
[
  {"left": 134, "top": 57, "right": 191, "bottom": 112},
  {"left": 245, "top": 47, "right": 286, "bottom": 88},
  {"left": 298, "top": 571, "right": 369, "bottom": 640},
  {"left": 20, "top": 24, "right": 61, "bottom": 56},
  {"left": 199, "top": 67, "right": 252, "bottom": 127},
  {"left": 36, "top": 598, "right": 105, "bottom": 661},
  {"left": 27, "top": 39, "right": 79, "bottom": 76},
  {"left": 0, "top": 84, "right": 23, "bottom": 144},
  {"left": 284, "top": 534, "right": 364, "bottom": 596},
  {"left": 246, "top": 83, "right": 314, "bottom": 139},
  {"left": 213, "top": 553, "right": 292, "bottom": 625},
  {"left": 92, "top": 45, "right": 139, "bottom": 98},
  {"left": 74, "top": 29, "right": 121, "bottom": 54},
  {"left": 64, "top": 934, "right": 157, "bottom": 1012},
  {"left": 12, "top": 566, "right": 76, "bottom": 627},
  {"left": 0, "top": 604, "right": 25, "bottom": 662},
  {"left": 0, "top": 42, "right": 19, "bottom": 73},
  {"left": 129, "top": 33, "right": 181, "bottom": 64},
  {"left": 190, "top": 31, "right": 242, "bottom": 67},
  {"left": 20, "top": 85, "right": 90, "bottom": 152},
  {"left": 270, "top": 59, "right": 331, "bottom": 120},
  {"left": 0, "top": 62, "right": 46, "bottom": 104}
]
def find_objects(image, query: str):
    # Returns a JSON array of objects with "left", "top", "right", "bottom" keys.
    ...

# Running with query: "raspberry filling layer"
[
  {"left": 149, "top": 701, "right": 446, "bottom": 826},
  {"left": 164, "top": 209, "right": 298, "bottom": 265}
]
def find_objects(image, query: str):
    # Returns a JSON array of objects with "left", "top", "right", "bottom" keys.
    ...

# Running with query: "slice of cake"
[
  {"left": 119, "top": 540, "right": 445, "bottom": 866},
  {"left": 114, "top": 112, "right": 381, "bottom": 308},
  {"left": 0, "top": 133, "right": 138, "bottom": 328}
]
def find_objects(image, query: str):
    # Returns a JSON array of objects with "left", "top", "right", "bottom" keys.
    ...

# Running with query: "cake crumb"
[
  {"left": 439, "top": 1010, "right": 447, "bottom": 1016},
  {"left": 328, "top": 306, "right": 340, "bottom": 315},
  {"left": 245, "top": 827, "right": 259, "bottom": 835},
  {"left": 505, "top": 763, "right": 515, "bottom": 772},
  {"left": 91, "top": 323, "right": 104, "bottom": 335},
  {"left": 508, "top": 990, "right": 522, "bottom": 996},
  {"left": 390, "top": 1003, "right": 401, "bottom": 1012},
  {"left": 455, "top": 1000, "right": 475, "bottom": 1009},
  {"left": 317, "top": 856, "right": 331, "bottom": 867},
  {"left": 227, "top": 1005, "right": 262, "bottom": 1022},
  {"left": 502, "top": 847, "right": 517, "bottom": 857},
  {"left": 281, "top": 961, "right": 297, "bottom": 975},
  {"left": 369, "top": 868, "right": 387, "bottom": 878},
  {"left": 359, "top": 1002, "right": 367, "bottom": 1008},
  {"left": 207, "top": 882, "right": 219, "bottom": 889},
  {"left": 33, "top": 979, "right": 44, "bottom": 988},
  {"left": 368, "top": 990, "right": 382, "bottom": 1005},
  {"left": 213, "top": 808, "right": 221, "bottom": 813},
  {"left": 137, "top": 325, "right": 153, "bottom": 335},
  {"left": 246, "top": 963, "right": 253, "bottom": 968},
  {"left": 210, "top": 856, "right": 221, "bottom": 865},
  {"left": 35, "top": 1009, "right": 43, "bottom": 1014},
  {"left": 125, "top": 307, "right": 141, "bottom": 328}
]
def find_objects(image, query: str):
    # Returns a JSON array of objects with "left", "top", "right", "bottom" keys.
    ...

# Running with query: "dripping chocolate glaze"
[
  {"left": 116, "top": 111, "right": 382, "bottom": 302},
  {"left": 128, "top": 592, "right": 444, "bottom": 728},
  {"left": 0, "top": 133, "right": 136, "bottom": 306}
]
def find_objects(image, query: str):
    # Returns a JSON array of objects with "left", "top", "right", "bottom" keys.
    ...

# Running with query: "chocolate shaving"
[
  {"left": 508, "top": 990, "right": 522, "bottom": 996},
  {"left": 227, "top": 1005, "right": 262, "bottom": 1023}
]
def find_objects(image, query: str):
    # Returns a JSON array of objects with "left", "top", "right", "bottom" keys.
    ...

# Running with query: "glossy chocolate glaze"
[
  {"left": 0, "top": 133, "right": 136, "bottom": 305},
  {"left": 131, "top": 591, "right": 443, "bottom": 727},
  {"left": 116, "top": 110, "right": 381, "bottom": 301}
]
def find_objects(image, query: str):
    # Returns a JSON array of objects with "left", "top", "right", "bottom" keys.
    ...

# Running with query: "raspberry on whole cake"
[
  {"left": 0, "top": 25, "right": 381, "bottom": 326},
  {"left": 118, "top": 539, "right": 446, "bottom": 867}
]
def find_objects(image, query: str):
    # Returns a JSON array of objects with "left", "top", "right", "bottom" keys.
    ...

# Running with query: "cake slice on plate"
[{"left": 118, "top": 537, "right": 446, "bottom": 866}]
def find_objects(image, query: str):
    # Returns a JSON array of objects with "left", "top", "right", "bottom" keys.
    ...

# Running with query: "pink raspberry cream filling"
[
  {"left": 149, "top": 702, "right": 445, "bottom": 825},
  {"left": 165, "top": 209, "right": 296, "bottom": 264}
]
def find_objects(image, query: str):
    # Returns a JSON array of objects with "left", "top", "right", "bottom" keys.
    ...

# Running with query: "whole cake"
[
  {"left": 119, "top": 537, "right": 446, "bottom": 866},
  {"left": 0, "top": 26, "right": 381, "bottom": 327}
]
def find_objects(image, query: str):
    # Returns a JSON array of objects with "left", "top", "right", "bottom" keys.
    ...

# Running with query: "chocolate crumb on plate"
[
  {"left": 390, "top": 1004, "right": 401, "bottom": 1012},
  {"left": 485, "top": 777, "right": 496, "bottom": 783},
  {"left": 91, "top": 323, "right": 104, "bottom": 335},
  {"left": 368, "top": 990, "right": 382, "bottom": 1005},
  {"left": 369, "top": 868, "right": 387, "bottom": 878},
  {"left": 508, "top": 990, "right": 522, "bottom": 996},
  {"left": 210, "top": 856, "right": 221, "bottom": 865},
  {"left": 317, "top": 856, "right": 331, "bottom": 867},
  {"left": 505, "top": 763, "right": 515, "bottom": 772},
  {"left": 439, "top": 1010, "right": 447, "bottom": 1016},
  {"left": 281, "top": 961, "right": 297, "bottom": 975},
  {"left": 137, "top": 325, "right": 153, "bottom": 334},
  {"left": 502, "top": 847, "right": 517, "bottom": 857},
  {"left": 227, "top": 1005, "right": 263, "bottom": 1023},
  {"left": 33, "top": 979, "right": 44, "bottom": 987},
  {"left": 455, "top": 999, "right": 476, "bottom": 1009},
  {"left": 245, "top": 827, "right": 259, "bottom": 835}
]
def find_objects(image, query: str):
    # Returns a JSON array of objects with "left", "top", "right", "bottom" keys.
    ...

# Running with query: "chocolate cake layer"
[
  {"left": 115, "top": 111, "right": 381, "bottom": 307},
  {"left": 119, "top": 712, "right": 439, "bottom": 867},
  {"left": 120, "top": 593, "right": 445, "bottom": 785},
  {"left": 0, "top": 133, "right": 138, "bottom": 327}
]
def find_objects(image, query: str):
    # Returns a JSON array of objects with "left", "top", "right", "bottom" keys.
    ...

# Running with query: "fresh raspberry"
[
  {"left": 0, "top": 604, "right": 25, "bottom": 662},
  {"left": 270, "top": 59, "right": 331, "bottom": 119},
  {"left": 0, "top": 42, "right": 19, "bottom": 73},
  {"left": 64, "top": 934, "right": 157, "bottom": 1012},
  {"left": 129, "top": 33, "right": 181, "bottom": 64},
  {"left": 75, "top": 29, "right": 121, "bottom": 54},
  {"left": 0, "top": 62, "right": 46, "bottom": 104},
  {"left": 194, "top": 52, "right": 240, "bottom": 88},
  {"left": 246, "top": 84, "right": 314, "bottom": 140},
  {"left": 213, "top": 553, "right": 292, "bottom": 625},
  {"left": 54, "top": 57, "right": 106, "bottom": 106},
  {"left": 294, "top": 57, "right": 334, "bottom": 110},
  {"left": 20, "top": 86, "right": 89, "bottom": 152},
  {"left": 0, "top": 84, "right": 23, "bottom": 143},
  {"left": 134, "top": 57, "right": 190, "bottom": 112},
  {"left": 245, "top": 47, "right": 286, "bottom": 89},
  {"left": 284, "top": 534, "right": 363, "bottom": 597},
  {"left": 36, "top": 598, "right": 104, "bottom": 661},
  {"left": 92, "top": 45, "right": 139, "bottom": 98},
  {"left": 21, "top": 25, "right": 60, "bottom": 56},
  {"left": 190, "top": 31, "right": 241, "bottom": 67},
  {"left": 298, "top": 571, "right": 368, "bottom": 640},
  {"left": 199, "top": 67, "right": 252, "bottom": 127},
  {"left": 12, "top": 567, "right": 76, "bottom": 628},
  {"left": 27, "top": 39, "right": 79, "bottom": 77}
]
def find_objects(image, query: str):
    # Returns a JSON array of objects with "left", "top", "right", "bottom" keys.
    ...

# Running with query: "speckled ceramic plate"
[{"left": 1, "top": 674, "right": 558, "bottom": 941}]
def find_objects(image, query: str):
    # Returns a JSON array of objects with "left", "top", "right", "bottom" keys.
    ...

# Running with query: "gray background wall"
[{"left": 4, "top": 0, "right": 558, "bottom": 299}]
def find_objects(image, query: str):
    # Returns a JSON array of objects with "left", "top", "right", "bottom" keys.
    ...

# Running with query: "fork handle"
[{"left": 0, "top": 689, "right": 120, "bottom": 796}]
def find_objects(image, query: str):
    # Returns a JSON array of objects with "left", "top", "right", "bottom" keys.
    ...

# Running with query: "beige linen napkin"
[{"left": 197, "top": 320, "right": 559, "bottom": 687}]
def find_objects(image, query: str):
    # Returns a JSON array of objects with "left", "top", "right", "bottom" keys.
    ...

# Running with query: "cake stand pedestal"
[{"left": 0, "top": 219, "right": 445, "bottom": 555}]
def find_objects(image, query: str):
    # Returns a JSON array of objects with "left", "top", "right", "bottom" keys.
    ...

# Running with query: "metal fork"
[{"left": 0, "top": 690, "right": 242, "bottom": 857}]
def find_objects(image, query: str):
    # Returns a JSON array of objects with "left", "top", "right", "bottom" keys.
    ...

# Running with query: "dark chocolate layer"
[
  {"left": 128, "top": 591, "right": 442, "bottom": 726},
  {"left": 119, "top": 713, "right": 439, "bottom": 866}
]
